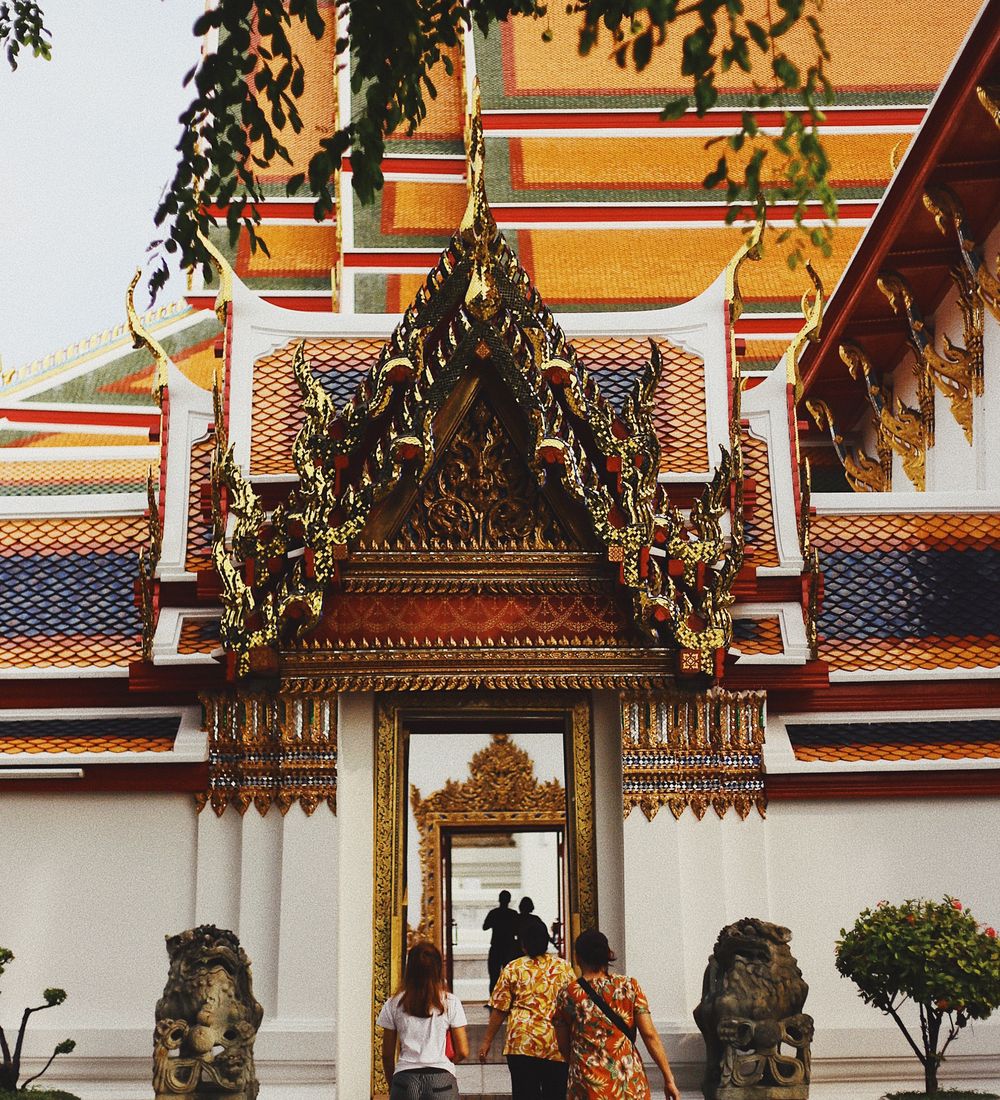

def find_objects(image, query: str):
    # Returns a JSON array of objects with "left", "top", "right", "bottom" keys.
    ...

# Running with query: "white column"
[
  {"left": 238, "top": 808, "right": 284, "bottom": 1016},
  {"left": 194, "top": 802, "right": 242, "bottom": 930},
  {"left": 622, "top": 810, "right": 687, "bottom": 1021},
  {"left": 276, "top": 807, "right": 339, "bottom": 1022},
  {"left": 336, "top": 692, "right": 375, "bottom": 1098}
]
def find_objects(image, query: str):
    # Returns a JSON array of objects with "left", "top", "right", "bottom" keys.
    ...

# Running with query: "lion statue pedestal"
[
  {"left": 153, "top": 925, "right": 263, "bottom": 1100},
  {"left": 693, "top": 918, "right": 813, "bottom": 1100}
]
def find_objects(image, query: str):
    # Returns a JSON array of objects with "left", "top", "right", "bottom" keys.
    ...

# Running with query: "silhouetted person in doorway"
[{"left": 483, "top": 890, "right": 520, "bottom": 994}]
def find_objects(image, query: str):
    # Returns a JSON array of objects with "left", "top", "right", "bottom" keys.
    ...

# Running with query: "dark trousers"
[
  {"left": 506, "top": 1054, "right": 568, "bottom": 1100},
  {"left": 389, "top": 1068, "right": 459, "bottom": 1099}
]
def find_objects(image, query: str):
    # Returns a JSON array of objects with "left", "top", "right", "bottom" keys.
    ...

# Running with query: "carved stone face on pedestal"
[
  {"left": 693, "top": 917, "right": 814, "bottom": 1100},
  {"left": 153, "top": 925, "right": 263, "bottom": 1100}
]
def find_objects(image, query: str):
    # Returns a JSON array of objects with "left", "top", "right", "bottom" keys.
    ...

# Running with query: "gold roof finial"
[
  {"left": 461, "top": 78, "right": 500, "bottom": 320},
  {"left": 126, "top": 269, "right": 171, "bottom": 402},
  {"left": 785, "top": 260, "right": 824, "bottom": 402}
]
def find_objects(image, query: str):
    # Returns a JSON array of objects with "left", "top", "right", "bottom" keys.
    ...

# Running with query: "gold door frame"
[{"left": 372, "top": 692, "right": 596, "bottom": 1096}]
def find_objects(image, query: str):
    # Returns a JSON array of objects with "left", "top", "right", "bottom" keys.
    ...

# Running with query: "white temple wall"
[
  {"left": 621, "top": 794, "right": 1000, "bottom": 1088},
  {"left": 1, "top": 787, "right": 339, "bottom": 1098}
]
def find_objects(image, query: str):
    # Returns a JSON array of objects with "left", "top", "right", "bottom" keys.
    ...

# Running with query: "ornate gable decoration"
[{"left": 212, "top": 87, "right": 744, "bottom": 684}]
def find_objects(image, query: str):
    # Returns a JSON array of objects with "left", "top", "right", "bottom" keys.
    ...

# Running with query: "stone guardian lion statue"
[
  {"left": 693, "top": 918, "right": 813, "bottom": 1100},
  {"left": 153, "top": 925, "right": 263, "bottom": 1100}
]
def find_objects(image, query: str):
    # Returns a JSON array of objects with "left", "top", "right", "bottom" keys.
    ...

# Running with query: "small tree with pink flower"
[{"left": 835, "top": 897, "right": 1000, "bottom": 1094}]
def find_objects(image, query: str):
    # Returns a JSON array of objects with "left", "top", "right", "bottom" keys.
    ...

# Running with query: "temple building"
[{"left": 1, "top": 2, "right": 1000, "bottom": 1097}]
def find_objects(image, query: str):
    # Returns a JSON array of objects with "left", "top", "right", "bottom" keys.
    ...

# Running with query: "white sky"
[{"left": 0, "top": 0, "right": 205, "bottom": 371}]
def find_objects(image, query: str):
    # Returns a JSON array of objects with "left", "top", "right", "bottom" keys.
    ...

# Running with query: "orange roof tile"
[
  {"left": 508, "top": 132, "right": 909, "bottom": 193},
  {"left": 743, "top": 431, "right": 779, "bottom": 568},
  {"left": 734, "top": 616, "right": 785, "bottom": 655},
  {"left": 516, "top": 225, "right": 860, "bottom": 306},
  {"left": 186, "top": 433, "right": 215, "bottom": 574},
  {"left": 499, "top": 1, "right": 981, "bottom": 99},
  {"left": 251, "top": 337, "right": 384, "bottom": 475}
]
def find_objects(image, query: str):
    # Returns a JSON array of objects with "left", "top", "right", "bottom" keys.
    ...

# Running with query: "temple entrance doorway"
[
  {"left": 373, "top": 694, "right": 597, "bottom": 1093},
  {"left": 441, "top": 823, "right": 568, "bottom": 1002}
]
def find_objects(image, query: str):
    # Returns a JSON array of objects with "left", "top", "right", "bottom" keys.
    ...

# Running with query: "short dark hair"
[
  {"left": 499, "top": 890, "right": 512, "bottom": 905},
  {"left": 520, "top": 915, "right": 550, "bottom": 957},
  {"left": 575, "top": 929, "right": 615, "bottom": 969},
  {"left": 518, "top": 896, "right": 534, "bottom": 915}
]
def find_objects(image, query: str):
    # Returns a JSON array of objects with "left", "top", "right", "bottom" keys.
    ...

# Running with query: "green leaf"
[
  {"left": 660, "top": 96, "right": 689, "bottom": 120},
  {"left": 745, "top": 20, "right": 769, "bottom": 50}
]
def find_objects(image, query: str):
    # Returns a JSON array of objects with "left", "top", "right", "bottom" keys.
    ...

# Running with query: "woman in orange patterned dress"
[
  {"left": 553, "top": 930, "right": 680, "bottom": 1100},
  {"left": 478, "top": 915, "right": 575, "bottom": 1099}
]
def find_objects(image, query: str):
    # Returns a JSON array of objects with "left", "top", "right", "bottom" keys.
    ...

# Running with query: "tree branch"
[
  {"left": 884, "top": 1000, "right": 928, "bottom": 1066},
  {"left": 20, "top": 1047, "right": 58, "bottom": 1090}
]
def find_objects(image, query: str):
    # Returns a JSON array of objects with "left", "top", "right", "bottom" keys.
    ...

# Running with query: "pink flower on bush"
[
  {"left": 986, "top": 927, "right": 996, "bottom": 939},
  {"left": 951, "top": 899, "right": 963, "bottom": 910}
]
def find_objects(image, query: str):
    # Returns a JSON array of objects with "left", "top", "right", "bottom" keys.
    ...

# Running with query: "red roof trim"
[{"left": 799, "top": 3, "right": 1000, "bottom": 393}]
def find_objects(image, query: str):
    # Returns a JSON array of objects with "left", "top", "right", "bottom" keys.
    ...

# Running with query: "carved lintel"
[
  {"left": 878, "top": 270, "right": 975, "bottom": 444},
  {"left": 840, "top": 343, "right": 927, "bottom": 491},
  {"left": 620, "top": 689, "right": 767, "bottom": 821}
]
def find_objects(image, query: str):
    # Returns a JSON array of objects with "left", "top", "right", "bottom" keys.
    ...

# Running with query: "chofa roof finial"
[{"left": 461, "top": 78, "right": 500, "bottom": 319}]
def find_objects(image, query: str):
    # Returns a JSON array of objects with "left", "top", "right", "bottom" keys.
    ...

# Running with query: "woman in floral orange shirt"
[
  {"left": 478, "top": 915, "right": 575, "bottom": 1099},
  {"left": 554, "top": 930, "right": 680, "bottom": 1100}
]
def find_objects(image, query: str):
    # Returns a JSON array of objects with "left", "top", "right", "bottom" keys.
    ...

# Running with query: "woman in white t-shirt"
[{"left": 378, "top": 940, "right": 469, "bottom": 1099}]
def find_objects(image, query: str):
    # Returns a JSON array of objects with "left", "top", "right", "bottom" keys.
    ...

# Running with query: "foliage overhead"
[
  {"left": 148, "top": 0, "right": 836, "bottom": 299},
  {"left": 3, "top": 0, "right": 837, "bottom": 297},
  {"left": 0, "top": 1, "right": 50, "bottom": 69},
  {"left": 0, "top": 948, "right": 76, "bottom": 1094},
  {"left": 836, "top": 898, "right": 1000, "bottom": 1094}
]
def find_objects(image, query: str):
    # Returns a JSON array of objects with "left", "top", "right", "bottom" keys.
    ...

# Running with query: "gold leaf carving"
[{"left": 395, "top": 399, "right": 573, "bottom": 550}]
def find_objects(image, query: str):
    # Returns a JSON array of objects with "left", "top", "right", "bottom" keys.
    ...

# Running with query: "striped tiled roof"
[
  {"left": 0, "top": 514, "right": 145, "bottom": 669},
  {"left": 0, "top": 716, "right": 180, "bottom": 754},
  {"left": 786, "top": 719, "right": 1000, "bottom": 763},
  {"left": 813, "top": 513, "right": 1000, "bottom": 673}
]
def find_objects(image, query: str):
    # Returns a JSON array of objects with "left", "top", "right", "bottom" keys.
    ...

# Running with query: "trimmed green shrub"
[{"left": 836, "top": 898, "right": 1000, "bottom": 1093}]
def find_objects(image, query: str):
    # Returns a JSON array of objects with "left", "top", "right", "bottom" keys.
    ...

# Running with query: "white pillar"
[
  {"left": 237, "top": 808, "right": 284, "bottom": 1016},
  {"left": 276, "top": 807, "right": 339, "bottom": 1022},
  {"left": 336, "top": 692, "right": 375, "bottom": 1098},
  {"left": 194, "top": 801, "right": 242, "bottom": 930}
]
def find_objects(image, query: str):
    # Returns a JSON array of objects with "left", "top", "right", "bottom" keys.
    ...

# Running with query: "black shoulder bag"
[{"left": 577, "top": 977, "right": 637, "bottom": 1044}]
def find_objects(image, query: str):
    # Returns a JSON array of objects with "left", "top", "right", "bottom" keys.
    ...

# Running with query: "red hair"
[{"left": 400, "top": 941, "right": 446, "bottom": 1017}]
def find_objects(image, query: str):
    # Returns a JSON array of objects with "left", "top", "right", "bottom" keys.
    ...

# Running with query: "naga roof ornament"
[{"left": 210, "top": 85, "right": 746, "bottom": 681}]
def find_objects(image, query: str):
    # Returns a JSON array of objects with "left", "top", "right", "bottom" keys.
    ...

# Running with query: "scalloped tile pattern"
[
  {"left": 743, "top": 431, "right": 779, "bottom": 568},
  {"left": 178, "top": 616, "right": 221, "bottom": 655},
  {"left": 787, "top": 720, "right": 1000, "bottom": 763},
  {"left": 0, "top": 515, "right": 145, "bottom": 668},
  {"left": 0, "top": 715, "right": 179, "bottom": 754},
  {"left": 573, "top": 336, "right": 707, "bottom": 473},
  {"left": 250, "top": 338, "right": 384, "bottom": 475},
  {"left": 812, "top": 512, "right": 1000, "bottom": 672},
  {"left": 733, "top": 616, "right": 784, "bottom": 655},
  {"left": 185, "top": 431, "right": 215, "bottom": 573}
]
